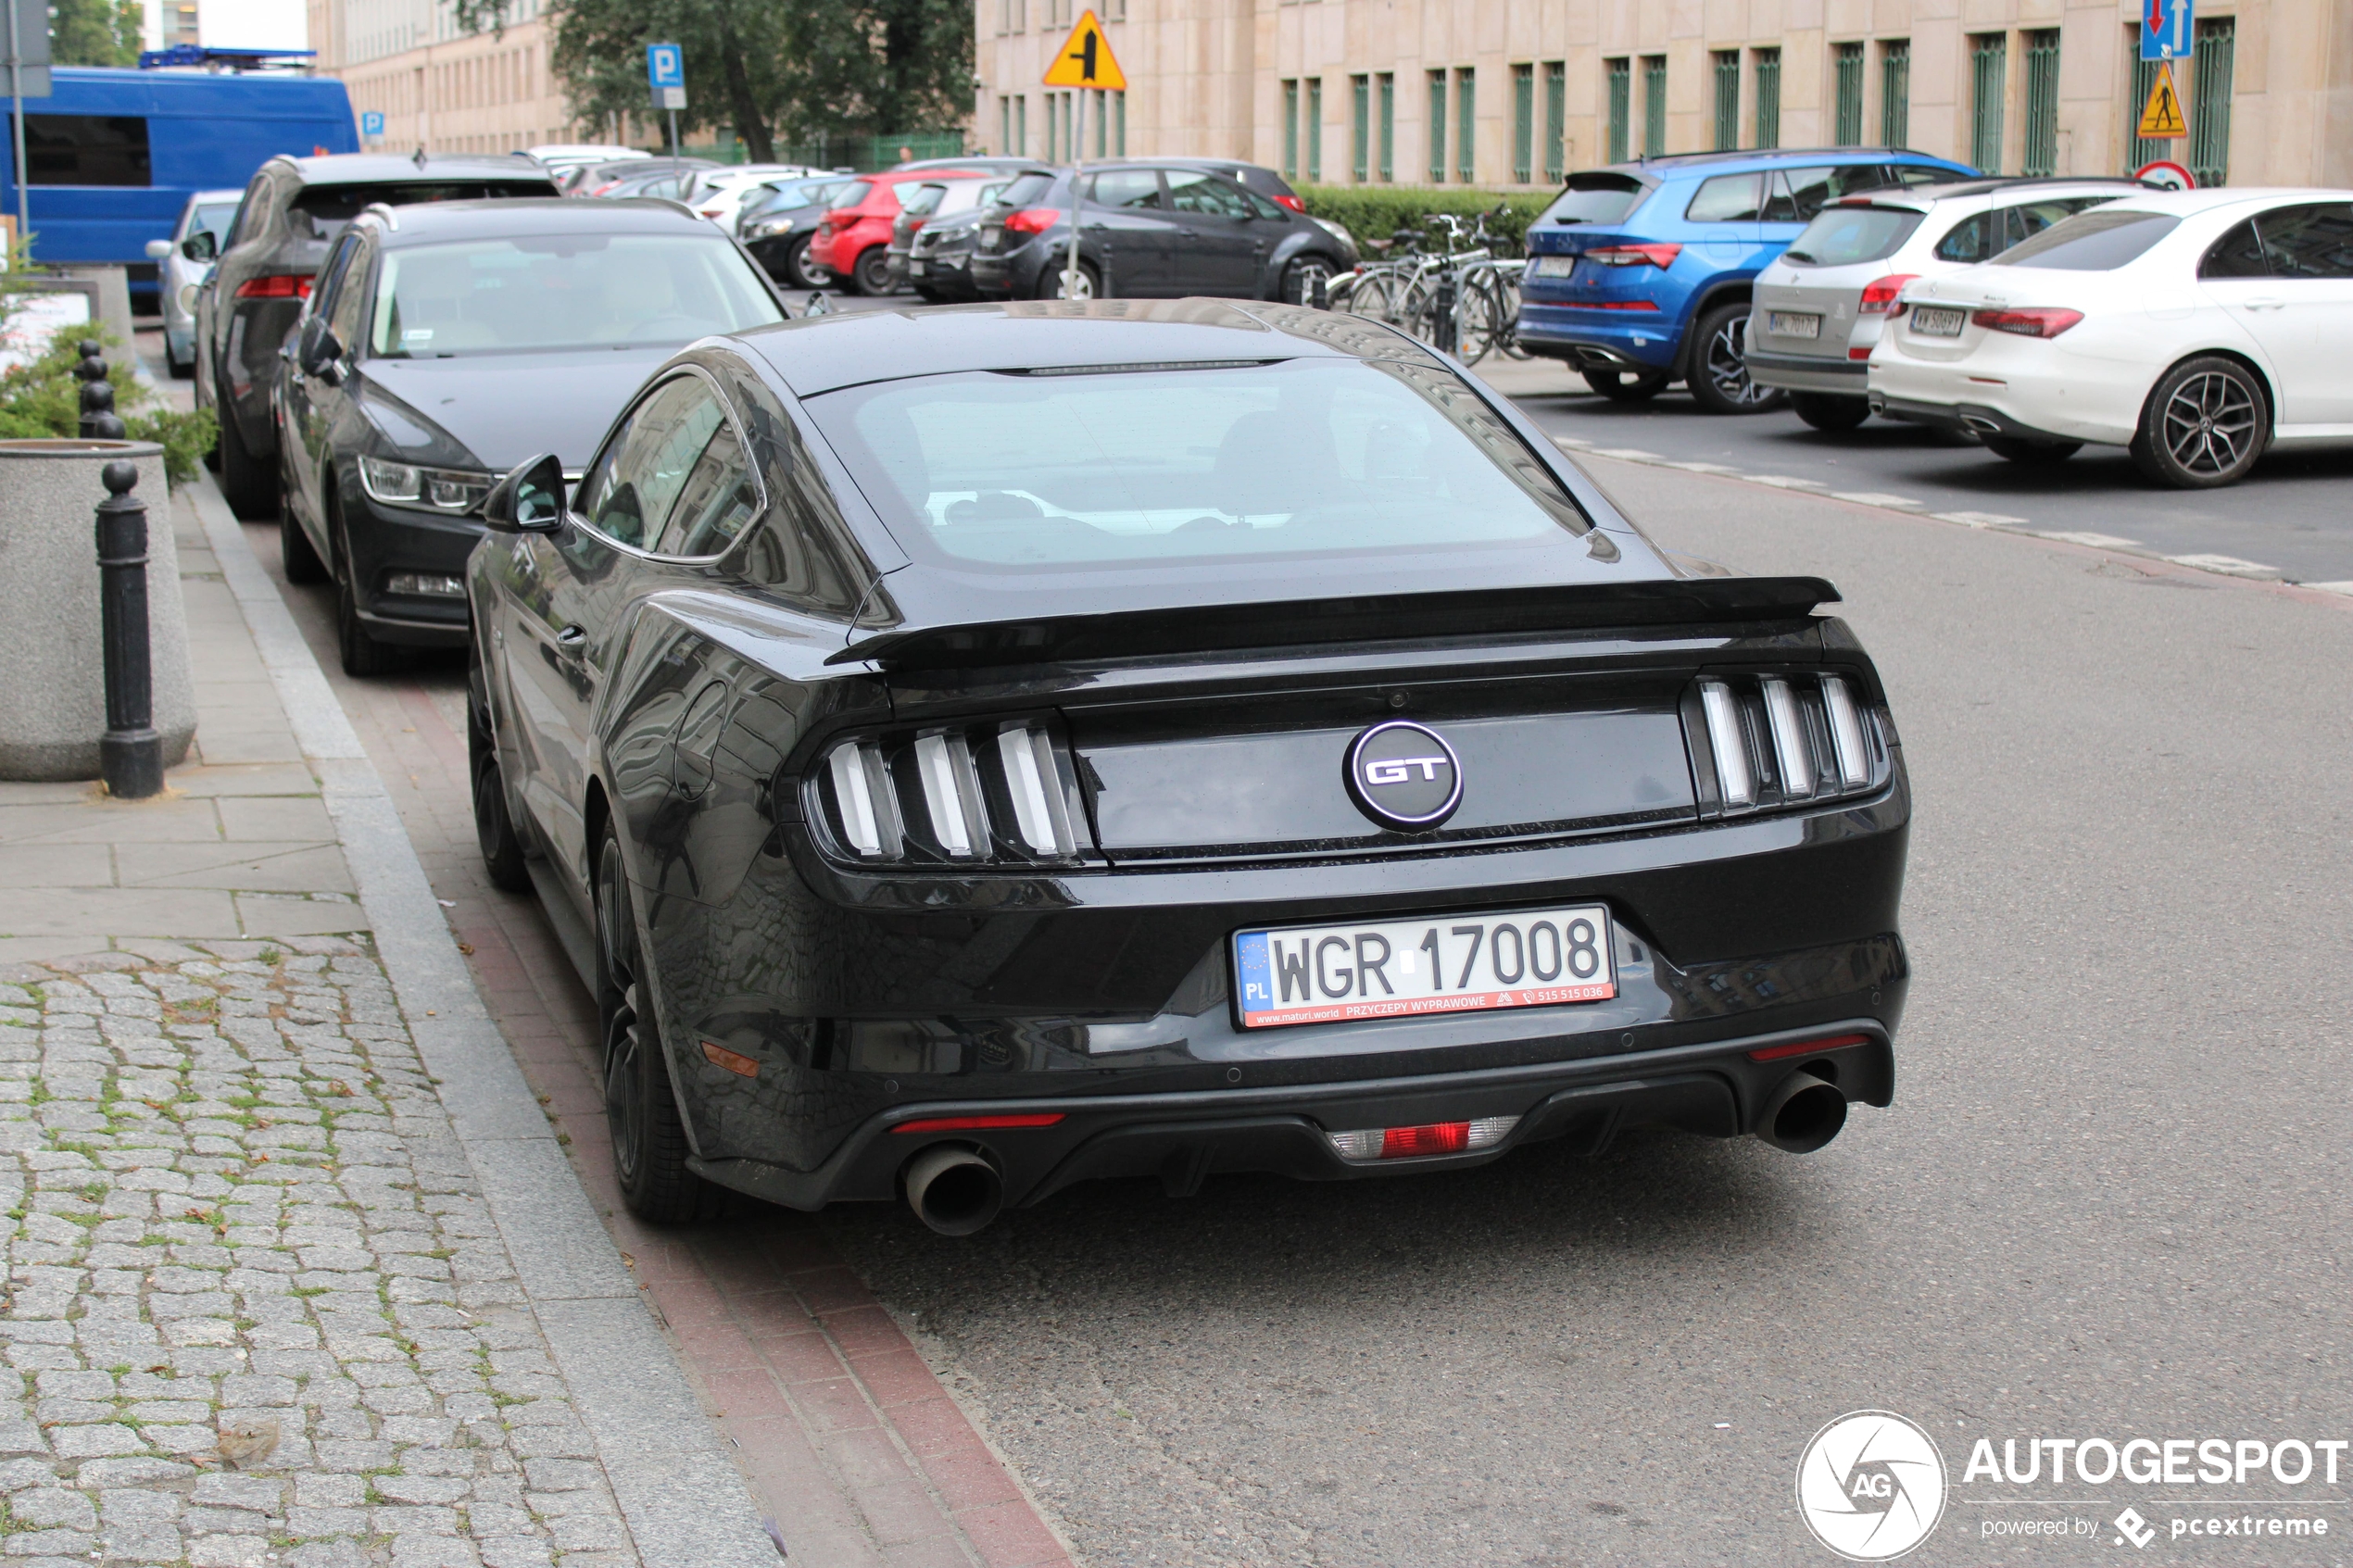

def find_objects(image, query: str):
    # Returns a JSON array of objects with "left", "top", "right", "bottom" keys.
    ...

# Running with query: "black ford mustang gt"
[{"left": 464, "top": 299, "right": 1910, "bottom": 1233}]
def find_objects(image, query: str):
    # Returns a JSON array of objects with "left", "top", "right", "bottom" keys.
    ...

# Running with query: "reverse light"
[
  {"left": 1761, "top": 679, "right": 1814, "bottom": 797},
  {"left": 816, "top": 722, "right": 1084, "bottom": 866},
  {"left": 1972, "top": 307, "right": 2082, "bottom": 338},
  {"left": 824, "top": 740, "right": 900, "bottom": 859},
  {"left": 914, "top": 732, "right": 988, "bottom": 859},
  {"left": 1584, "top": 242, "right": 1682, "bottom": 269},
  {"left": 1003, "top": 207, "right": 1061, "bottom": 235},
  {"left": 1690, "top": 673, "right": 1885, "bottom": 816},
  {"left": 1748, "top": 1033, "right": 1871, "bottom": 1063},
  {"left": 234, "top": 273, "right": 312, "bottom": 300},
  {"left": 1857, "top": 273, "right": 1919, "bottom": 315},
  {"left": 891, "top": 1113, "right": 1065, "bottom": 1134},
  {"left": 1697, "top": 680, "right": 1754, "bottom": 807},
  {"left": 1272, "top": 193, "right": 1306, "bottom": 212},
  {"left": 1327, "top": 1116, "right": 1520, "bottom": 1161}
]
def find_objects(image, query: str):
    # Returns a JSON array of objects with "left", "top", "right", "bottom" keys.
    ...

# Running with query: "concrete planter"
[{"left": 0, "top": 440, "right": 195, "bottom": 781}]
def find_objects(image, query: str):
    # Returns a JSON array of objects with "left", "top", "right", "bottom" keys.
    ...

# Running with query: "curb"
[{"left": 186, "top": 475, "right": 779, "bottom": 1568}]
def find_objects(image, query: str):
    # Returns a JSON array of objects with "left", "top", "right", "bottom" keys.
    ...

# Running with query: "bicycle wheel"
[
  {"left": 1492, "top": 270, "right": 1533, "bottom": 359},
  {"left": 1342, "top": 270, "right": 1399, "bottom": 325},
  {"left": 1394, "top": 278, "right": 1439, "bottom": 345},
  {"left": 1457, "top": 272, "right": 1504, "bottom": 364}
]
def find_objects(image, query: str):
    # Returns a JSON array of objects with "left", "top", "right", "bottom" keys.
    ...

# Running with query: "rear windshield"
[
  {"left": 1782, "top": 207, "right": 1923, "bottom": 267},
  {"left": 902, "top": 184, "right": 949, "bottom": 218},
  {"left": 1541, "top": 174, "right": 1645, "bottom": 226},
  {"left": 1994, "top": 209, "right": 2181, "bottom": 270},
  {"left": 808, "top": 358, "right": 1595, "bottom": 571},
  {"left": 826, "top": 181, "right": 875, "bottom": 210},
  {"left": 290, "top": 182, "right": 552, "bottom": 240},
  {"left": 996, "top": 171, "right": 1056, "bottom": 208}
]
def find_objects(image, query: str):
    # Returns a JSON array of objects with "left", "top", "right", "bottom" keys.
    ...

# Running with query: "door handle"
[
  {"left": 1178, "top": 228, "right": 1199, "bottom": 239},
  {"left": 555, "top": 625, "right": 587, "bottom": 651},
  {"left": 2243, "top": 296, "right": 2285, "bottom": 310}
]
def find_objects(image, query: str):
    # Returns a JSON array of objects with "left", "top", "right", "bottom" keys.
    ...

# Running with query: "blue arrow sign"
[
  {"left": 360, "top": 110, "right": 384, "bottom": 137},
  {"left": 2141, "top": 0, "right": 2192, "bottom": 60},
  {"left": 646, "top": 42, "right": 684, "bottom": 90}
]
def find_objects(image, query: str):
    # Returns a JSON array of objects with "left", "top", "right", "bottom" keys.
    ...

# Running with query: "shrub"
[
  {"left": 0, "top": 328, "right": 215, "bottom": 487},
  {"left": 1296, "top": 184, "right": 1557, "bottom": 258}
]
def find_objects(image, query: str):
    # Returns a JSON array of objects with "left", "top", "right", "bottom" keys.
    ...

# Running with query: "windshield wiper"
[{"left": 1782, "top": 248, "right": 1817, "bottom": 263}]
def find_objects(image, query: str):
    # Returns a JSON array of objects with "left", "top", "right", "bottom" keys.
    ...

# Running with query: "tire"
[
  {"left": 1790, "top": 393, "right": 1872, "bottom": 433},
  {"left": 596, "top": 822, "right": 722, "bottom": 1225},
  {"left": 1686, "top": 301, "right": 1788, "bottom": 415},
  {"left": 467, "top": 653, "right": 533, "bottom": 894},
  {"left": 279, "top": 464, "right": 329, "bottom": 583},
  {"left": 167, "top": 345, "right": 195, "bottom": 381},
  {"left": 1982, "top": 433, "right": 2083, "bottom": 465},
  {"left": 332, "top": 511, "right": 396, "bottom": 677},
  {"left": 1036, "top": 258, "right": 1100, "bottom": 301},
  {"left": 2129, "top": 355, "right": 2269, "bottom": 490},
  {"left": 1281, "top": 254, "right": 1337, "bottom": 307},
  {"left": 217, "top": 397, "right": 278, "bottom": 520},
  {"left": 850, "top": 246, "right": 893, "bottom": 296},
  {"left": 1583, "top": 368, "right": 1669, "bottom": 403},
  {"left": 784, "top": 234, "right": 832, "bottom": 290}
]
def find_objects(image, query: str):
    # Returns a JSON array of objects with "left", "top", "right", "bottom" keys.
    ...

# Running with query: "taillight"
[
  {"left": 1856, "top": 273, "right": 1919, "bottom": 314},
  {"left": 1003, "top": 207, "right": 1061, "bottom": 235},
  {"left": 1272, "top": 193, "right": 1306, "bottom": 212},
  {"left": 1327, "top": 1117, "right": 1519, "bottom": 1160},
  {"left": 1687, "top": 673, "right": 1882, "bottom": 817},
  {"left": 1584, "top": 242, "right": 1682, "bottom": 269},
  {"left": 1972, "top": 307, "right": 2083, "bottom": 338},
  {"left": 815, "top": 721, "right": 1086, "bottom": 865},
  {"left": 234, "top": 273, "right": 312, "bottom": 300},
  {"left": 823, "top": 212, "right": 855, "bottom": 232}
]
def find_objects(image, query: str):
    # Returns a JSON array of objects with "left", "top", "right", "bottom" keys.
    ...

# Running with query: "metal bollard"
[
  {"left": 1310, "top": 271, "right": 1329, "bottom": 310},
  {"left": 76, "top": 342, "right": 125, "bottom": 440},
  {"left": 94, "top": 460, "right": 162, "bottom": 799},
  {"left": 1431, "top": 270, "right": 1459, "bottom": 356}
]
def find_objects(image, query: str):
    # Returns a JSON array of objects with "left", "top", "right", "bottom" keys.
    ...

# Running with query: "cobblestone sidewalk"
[{"left": 0, "top": 939, "right": 628, "bottom": 1568}]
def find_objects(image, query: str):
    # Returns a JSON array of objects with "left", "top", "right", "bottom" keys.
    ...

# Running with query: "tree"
[{"left": 50, "top": 0, "right": 142, "bottom": 67}]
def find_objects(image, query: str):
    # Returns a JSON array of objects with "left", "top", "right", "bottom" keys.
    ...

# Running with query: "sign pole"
[
  {"left": 1042, "top": 10, "right": 1126, "bottom": 301},
  {"left": 667, "top": 109, "right": 678, "bottom": 158},
  {"left": 1066, "top": 91, "right": 1083, "bottom": 298},
  {"left": 7, "top": 0, "right": 25, "bottom": 253}
]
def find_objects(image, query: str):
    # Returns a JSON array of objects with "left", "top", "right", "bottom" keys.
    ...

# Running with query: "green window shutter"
[
  {"left": 1308, "top": 79, "right": 1323, "bottom": 182},
  {"left": 1969, "top": 34, "right": 2005, "bottom": 173},
  {"left": 1353, "top": 75, "right": 1369, "bottom": 183},
  {"left": 1378, "top": 74, "right": 1393, "bottom": 182},
  {"left": 2189, "top": 19, "right": 2233, "bottom": 186},
  {"left": 1283, "top": 80, "right": 1299, "bottom": 180},
  {"left": 1457, "top": 69, "right": 1476, "bottom": 182},
  {"left": 1514, "top": 64, "right": 1534, "bottom": 183},
  {"left": 1429, "top": 70, "right": 1447, "bottom": 182},
  {"left": 1642, "top": 56, "right": 1666, "bottom": 157},
  {"left": 1880, "top": 40, "right": 1909, "bottom": 144},
  {"left": 2021, "top": 31, "right": 2059, "bottom": 176},
  {"left": 1834, "top": 43, "right": 1864, "bottom": 145},
  {"left": 1543, "top": 63, "right": 1566, "bottom": 181},
  {"left": 1712, "top": 50, "right": 1739, "bottom": 150},
  {"left": 1753, "top": 49, "right": 1780, "bottom": 149},
  {"left": 1606, "top": 58, "right": 1629, "bottom": 164}
]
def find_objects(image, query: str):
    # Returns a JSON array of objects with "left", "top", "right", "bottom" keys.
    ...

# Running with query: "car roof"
[
  {"left": 740, "top": 297, "right": 1437, "bottom": 398},
  {"left": 362, "top": 196, "right": 719, "bottom": 246},
  {"left": 279, "top": 152, "right": 555, "bottom": 187},
  {"left": 2066, "top": 185, "right": 2353, "bottom": 216},
  {"left": 1842, "top": 176, "right": 2158, "bottom": 210},
  {"left": 1592, "top": 147, "right": 1968, "bottom": 179}
]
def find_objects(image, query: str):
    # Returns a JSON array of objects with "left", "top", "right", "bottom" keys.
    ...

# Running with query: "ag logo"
[
  {"left": 1795, "top": 1411, "right": 1947, "bottom": 1561},
  {"left": 1342, "top": 720, "right": 1461, "bottom": 832}
]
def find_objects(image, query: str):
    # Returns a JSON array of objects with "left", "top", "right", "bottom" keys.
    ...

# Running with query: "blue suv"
[{"left": 1516, "top": 148, "right": 1976, "bottom": 413}]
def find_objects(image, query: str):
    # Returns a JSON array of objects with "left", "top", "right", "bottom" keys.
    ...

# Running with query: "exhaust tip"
[
  {"left": 1757, "top": 1072, "right": 1848, "bottom": 1154},
  {"left": 1960, "top": 415, "right": 2001, "bottom": 434},
  {"left": 902, "top": 1145, "right": 1003, "bottom": 1236}
]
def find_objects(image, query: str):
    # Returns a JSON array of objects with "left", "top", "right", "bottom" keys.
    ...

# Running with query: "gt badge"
[{"left": 1344, "top": 720, "right": 1462, "bottom": 832}]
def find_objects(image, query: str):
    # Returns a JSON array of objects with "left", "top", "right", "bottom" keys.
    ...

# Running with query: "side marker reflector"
[
  {"left": 891, "top": 1113, "right": 1066, "bottom": 1135},
  {"left": 700, "top": 1041, "right": 761, "bottom": 1078},
  {"left": 1747, "top": 1033, "right": 1871, "bottom": 1062}
]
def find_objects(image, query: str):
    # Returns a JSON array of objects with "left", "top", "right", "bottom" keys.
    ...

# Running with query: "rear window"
[
  {"left": 1542, "top": 174, "right": 1646, "bottom": 226},
  {"left": 903, "top": 184, "right": 949, "bottom": 218},
  {"left": 1993, "top": 209, "right": 2181, "bottom": 270},
  {"left": 806, "top": 358, "right": 1595, "bottom": 571},
  {"left": 289, "top": 182, "right": 553, "bottom": 241},
  {"left": 996, "top": 171, "right": 1057, "bottom": 208},
  {"left": 1782, "top": 207, "right": 1922, "bottom": 267},
  {"left": 826, "top": 181, "right": 875, "bottom": 210}
]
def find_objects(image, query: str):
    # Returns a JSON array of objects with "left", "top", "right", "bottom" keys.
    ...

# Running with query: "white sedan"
[
  {"left": 686, "top": 164, "right": 825, "bottom": 228},
  {"left": 1867, "top": 187, "right": 2353, "bottom": 487}
]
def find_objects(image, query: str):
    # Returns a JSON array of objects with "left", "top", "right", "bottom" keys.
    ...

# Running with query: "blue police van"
[{"left": 1, "top": 66, "right": 359, "bottom": 308}]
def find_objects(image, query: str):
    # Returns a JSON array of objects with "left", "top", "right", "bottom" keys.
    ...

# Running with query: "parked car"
[
  {"left": 737, "top": 176, "right": 863, "bottom": 288},
  {"left": 193, "top": 153, "right": 560, "bottom": 520},
  {"left": 1746, "top": 177, "right": 2147, "bottom": 430},
  {"left": 890, "top": 155, "right": 1041, "bottom": 176},
  {"left": 463, "top": 297, "right": 1909, "bottom": 1231},
  {"left": 970, "top": 163, "right": 1353, "bottom": 302},
  {"left": 273, "top": 197, "right": 788, "bottom": 674},
  {"left": 146, "top": 187, "right": 241, "bottom": 379},
  {"left": 886, "top": 176, "right": 1019, "bottom": 296},
  {"left": 1516, "top": 148, "right": 1976, "bottom": 412},
  {"left": 811, "top": 169, "right": 989, "bottom": 295},
  {"left": 568, "top": 157, "right": 717, "bottom": 197},
  {"left": 1869, "top": 188, "right": 2353, "bottom": 488},
  {"left": 684, "top": 164, "right": 823, "bottom": 228},
  {"left": 529, "top": 144, "right": 647, "bottom": 185},
  {"left": 905, "top": 199, "right": 1007, "bottom": 303}
]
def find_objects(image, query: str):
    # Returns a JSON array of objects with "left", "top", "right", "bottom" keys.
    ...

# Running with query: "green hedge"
[{"left": 1296, "top": 184, "right": 1555, "bottom": 258}]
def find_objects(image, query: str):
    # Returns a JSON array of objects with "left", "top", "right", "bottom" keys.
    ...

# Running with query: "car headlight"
[
  {"left": 748, "top": 216, "right": 792, "bottom": 238},
  {"left": 359, "top": 455, "right": 493, "bottom": 514}
]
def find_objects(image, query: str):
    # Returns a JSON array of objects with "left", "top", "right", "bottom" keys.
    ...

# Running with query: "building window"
[
  {"left": 1605, "top": 57, "right": 1630, "bottom": 164},
  {"left": 1456, "top": 69, "right": 1476, "bottom": 182},
  {"left": 1753, "top": 48, "right": 1780, "bottom": 149},
  {"left": 1091, "top": 89, "right": 1108, "bottom": 157},
  {"left": 1378, "top": 73, "right": 1394, "bottom": 182},
  {"left": 1000, "top": 97, "right": 1012, "bottom": 156},
  {"left": 1513, "top": 64, "right": 1534, "bottom": 183},
  {"left": 1307, "top": 78, "right": 1323, "bottom": 182},
  {"left": 1016, "top": 95, "right": 1027, "bottom": 158},
  {"left": 1969, "top": 33, "right": 2006, "bottom": 173},
  {"left": 1880, "top": 39, "right": 1910, "bottom": 144},
  {"left": 1114, "top": 89, "right": 1126, "bottom": 155},
  {"left": 1711, "top": 50, "right": 1739, "bottom": 150},
  {"left": 1283, "top": 79, "right": 1299, "bottom": 179},
  {"left": 1542, "top": 62, "right": 1566, "bottom": 181},
  {"left": 1428, "top": 70, "right": 1447, "bottom": 182},
  {"left": 1353, "top": 74, "right": 1370, "bottom": 182},
  {"left": 2020, "top": 31, "right": 2059, "bottom": 175},
  {"left": 1833, "top": 43, "right": 1865, "bottom": 144},
  {"left": 1641, "top": 56, "right": 1666, "bottom": 157},
  {"left": 2189, "top": 18, "right": 2233, "bottom": 186}
]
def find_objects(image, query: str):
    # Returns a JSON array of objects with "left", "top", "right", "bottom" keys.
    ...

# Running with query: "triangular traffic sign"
[
  {"left": 2138, "top": 62, "right": 2187, "bottom": 139},
  {"left": 1043, "top": 9, "right": 1126, "bottom": 91}
]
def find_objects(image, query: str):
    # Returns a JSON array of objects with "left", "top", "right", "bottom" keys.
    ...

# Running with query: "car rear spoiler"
[{"left": 826, "top": 575, "right": 1840, "bottom": 671}]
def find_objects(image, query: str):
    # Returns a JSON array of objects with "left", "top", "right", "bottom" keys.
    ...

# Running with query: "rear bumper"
[
  {"left": 1869, "top": 392, "right": 2084, "bottom": 446},
  {"left": 1516, "top": 304, "right": 1683, "bottom": 373},
  {"left": 691, "top": 1018, "right": 1897, "bottom": 1211},
  {"left": 1746, "top": 348, "right": 1869, "bottom": 395}
]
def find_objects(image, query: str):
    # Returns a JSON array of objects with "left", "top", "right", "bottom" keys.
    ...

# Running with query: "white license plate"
[
  {"left": 908, "top": 260, "right": 927, "bottom": 275},
  {"left": 1530, "top": 255, "right": 1577, "bottom": 277},
  {"left": 1911, "top": 306, "right": 1967, "bottom": 337},
  {"left": 1767, "top": 310, "right": 1821, "bottom": 340},
  {"left": 1234, "top": 905, "right": 1617, "bottom": 1029}
]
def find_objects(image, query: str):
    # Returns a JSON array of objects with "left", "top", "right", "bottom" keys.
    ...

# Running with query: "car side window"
[
  {"left": 1088, "top": 169, "right": 1163, "bottom": 210},
  {"left": 2254, "top": 202, "right": 2353, "bottom": 280},
  {"left": 654, "top": 415, "right": 761, "bottom": 558},
  {"left": 1165, "top": 171, "right": 1252, "bottom": 219},
  {"left": 227, "top": 173, "right": 270, "bottom": 247},
  {"left": 2200, "top": 219, "right": 2271, "bottom": 279},
  {"left": 308, "top": 232, "right": 359, "bottom": 326},
  {"left": 1685, "top": 173, "right": 1764, "bottom": 222},
  {"left": 1932, "top": 211, "right": 1997, "bottom": 263},
  {"left": 1767, "top": 166, "right": 1884, "bottom": 223},
  {"left": 1994, "top": 199, "right": 2088, "bottom": 251},
  {"left": 574, "top": 375, "right": 727, "bottom": 550},
  {"left": 329, "top": 239, "right": 373, "bottom": 349},
  {"left": 1890, "top": 165, "right": 1945, "bottom": 186}
]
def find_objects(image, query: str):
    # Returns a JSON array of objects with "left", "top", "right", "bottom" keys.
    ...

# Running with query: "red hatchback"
[{"left": 810, "top": 169, "right": 988, "bottom": 295}]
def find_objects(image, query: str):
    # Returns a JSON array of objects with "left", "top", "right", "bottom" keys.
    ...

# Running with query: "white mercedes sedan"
[{"left": 1866, "top": 187, "right": 2353, "bottom": 487}]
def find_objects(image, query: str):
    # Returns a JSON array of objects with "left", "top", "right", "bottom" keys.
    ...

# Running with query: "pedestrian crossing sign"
[
  {"left": 2138, "top": 62, "right": 2187, "bottom": 139},
  {"left": 1043, "top": 9, "right": 1126, "bottom": 91}
]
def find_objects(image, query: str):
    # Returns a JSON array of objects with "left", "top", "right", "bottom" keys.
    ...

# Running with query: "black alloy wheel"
[
  {"left": 333, "top": 509, "right": 396, "bottom": 678},
  {"left": 1282, "top": 255, "right": 1336, "bottom": 307},
  {"left": 217, "top": 397, "right": 278, "bottom": 520},
  {"left": 785, "top": 234, "right": 832, "bottom": 290},
  {"left": 2131, "top": 356, "right": 2269, "bottom": 490},
  {"left": 851, "top": 246, "right": 895, "bottom": 296},
  {"left": 1037, "top": 258, "right": 1101, "bottom": 301},
  {"left": 1790, "top": 393, "right": 1872, "bottom": 433},
  {"left": 466, "top": 653, "right": 532, "bottom": 893},
  {"left": 167, "top": 342, "right": 195, "bottom": 381},
  {"left": 1583, "top": 367, "right": 1670, "bottom": 403},
  {"left": 1982, "top": 433, "right": 2083, "bottom": 465},
  {"left": 1687, "top": 300, "right": 1788, "bottom": 415},
  {"left": 597, "top": 822, "right": 721, "bottom": 1224}
]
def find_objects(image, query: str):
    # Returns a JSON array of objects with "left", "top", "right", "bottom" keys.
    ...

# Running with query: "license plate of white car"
[
  {"left": 909, "top": 260, "right": 927, "bottom": 276},
  {"left": 1911, "top": 306, "right": 1967, "bottom": 337},
  {"left": 1234, "top": 906, "right": 1617, "bottom": 1029},
  {"left": 1768, "top": 310, "right": 1821, "bottom": 339}
]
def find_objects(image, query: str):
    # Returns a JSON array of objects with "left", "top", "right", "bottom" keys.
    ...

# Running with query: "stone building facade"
[{"left": 306, "top": 0, "right": 587, "bottom": 156}]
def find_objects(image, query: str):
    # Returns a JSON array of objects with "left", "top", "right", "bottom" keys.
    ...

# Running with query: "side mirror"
[
  {"left": 296, "top": 320, "right": 345, "bottom": 381},
  {"left": 145, "top": 238, "right": 171, "bottom": 260},
  {"left": 481, "top": 453, "right": 565, "bottom": 533},
  {"left": 181, "top": 231, "right": 218, "bottom": 263}
]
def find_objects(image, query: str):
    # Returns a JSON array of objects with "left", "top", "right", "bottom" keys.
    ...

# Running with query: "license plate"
[
  {"left": 909, "top": 259, "right": 927, "bottom": 276},
  {"left": 1767, "top": 310, "right": 1821, "bottom": 339},
  {"left": 1911, "top": 306, "right": 1967, "bottom": 337},
  {"left": 1234, "top": 905, "right": 1617, "bottom": 1029},
  {"left": 1530, "top": 255, "right": 1576, "bottom": 277}
]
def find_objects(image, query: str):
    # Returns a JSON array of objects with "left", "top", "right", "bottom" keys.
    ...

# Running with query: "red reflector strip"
[
  {"left": 1381, "top": 1122, "right": 1470, "bottom": 1159},
  {"left": 1747, "top": 1033, "right": 1871, "bottom": 1062},
  {"left": 698, "top": 1040, "right": 760, "bottom": 1078},
  {"left": 233, "top": 273, "right": 313, "bottom": 300},
  {"left": 1848, "top": 347, "right": 1872, "bottom": 361},
  {"left": 891, "top": 1113, "right": 1066, "bottom": 1135},
  {"left": 1584, "top": 299, "right": 1662, "bottom": 311}
]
